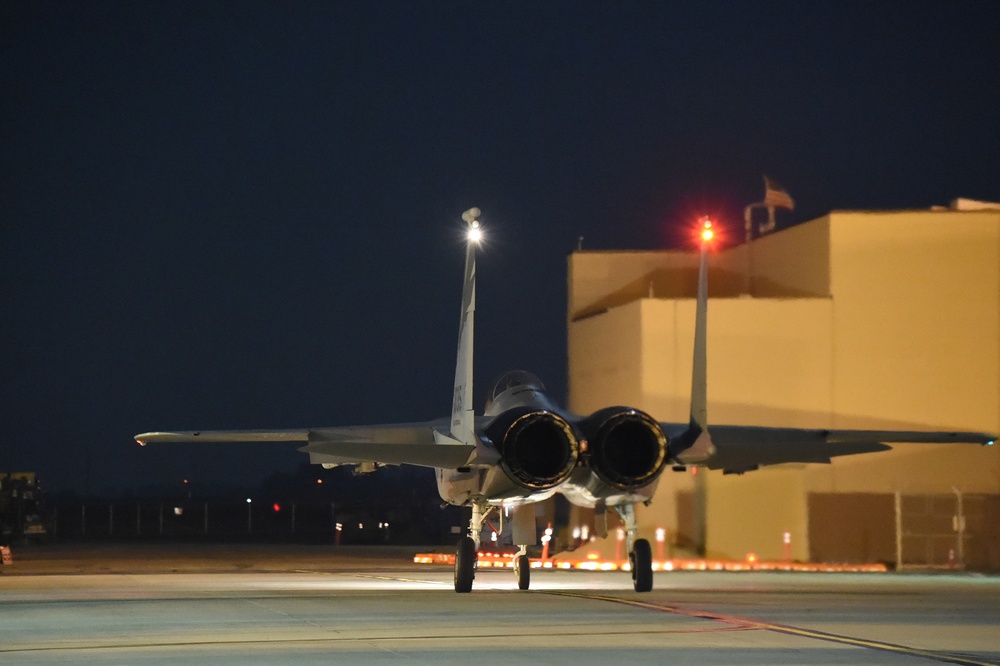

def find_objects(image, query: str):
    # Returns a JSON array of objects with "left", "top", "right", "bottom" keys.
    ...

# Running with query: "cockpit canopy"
[{"left": 486, "top": 371, "right": 546, "bottom": 412}]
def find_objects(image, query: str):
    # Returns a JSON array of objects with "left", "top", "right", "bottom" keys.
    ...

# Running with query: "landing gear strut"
[
  {"left": 454, "top": 501, "right": 493, "bottom": 593},
  {"left": 616, "top": 504, "right": 653, "bottom": 592},
  {"left": 509, "top": 505, "right": 537, "bottom": 591}
]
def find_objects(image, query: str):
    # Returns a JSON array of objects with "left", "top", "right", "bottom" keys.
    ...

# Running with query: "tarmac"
[{"left": 1, "top": 543, "right": 998, "bottom": 664}]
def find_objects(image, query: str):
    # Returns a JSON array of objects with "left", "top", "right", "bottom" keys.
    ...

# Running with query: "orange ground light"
[{"left": 413, "top": 551, "right": 888, "bottom": 573}]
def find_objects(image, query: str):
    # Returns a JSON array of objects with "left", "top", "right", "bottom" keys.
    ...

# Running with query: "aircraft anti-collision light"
[
  {"left": 467, "top": 226, "right": 483, "bottom": 243},
  {"left": 700, "top": 217, "right": 715, "bottom": 243}
]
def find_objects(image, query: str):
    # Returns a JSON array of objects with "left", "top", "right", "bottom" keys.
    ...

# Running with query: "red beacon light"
[{"left": 697, "top": 216, "right": 716, "bottom": 246}]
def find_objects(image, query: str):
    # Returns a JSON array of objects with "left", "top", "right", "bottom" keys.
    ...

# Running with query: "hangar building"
[{"left": 567, "top": 201, "right": 1000, "bottom": 569}]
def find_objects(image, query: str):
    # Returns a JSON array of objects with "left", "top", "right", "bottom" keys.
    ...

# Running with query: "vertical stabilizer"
[
  {"left": 690, "top": 234, "right": 709, "bottom": 431},
  {"left": 450, "top": 208, "right": 481, "bottom": 445},
  {"left": 676, "top": 219, "right": 715, "bottom": 463}
]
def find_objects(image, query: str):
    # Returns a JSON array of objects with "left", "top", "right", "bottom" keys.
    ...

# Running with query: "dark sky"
[{"left": 3, "top": 2, "right": 998, "bottom": 495}]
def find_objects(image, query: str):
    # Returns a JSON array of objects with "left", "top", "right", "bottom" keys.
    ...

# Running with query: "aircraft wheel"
[
  {"left": 515, "top": 554, "right": 530, "bottom": 590},
  {"left": 631, "top": 538, "right": 653, "bottom": 593},
  {"left": 454, "top": 537, "right": 476, "bottom": 593}
]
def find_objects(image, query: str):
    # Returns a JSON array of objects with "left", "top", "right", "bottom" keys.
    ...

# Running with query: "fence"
[
  {"left": 895, "top": 491, "right": 1000, "bottom": 570},
  {"left": 44, "top": 499, "right": 463, "bottom": 545}
]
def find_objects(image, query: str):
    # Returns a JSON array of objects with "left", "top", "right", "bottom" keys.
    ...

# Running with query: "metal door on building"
[{"left": 808, "top": 492, "right": 999, "bottom": 571}]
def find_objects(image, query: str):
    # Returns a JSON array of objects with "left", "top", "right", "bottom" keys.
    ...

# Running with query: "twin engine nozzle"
[
  {"left": 580, "top": 407, "right": 669, "bottom": 490},
  {"left": 484, "top": 406, "right": 669, "bottom": 492}
]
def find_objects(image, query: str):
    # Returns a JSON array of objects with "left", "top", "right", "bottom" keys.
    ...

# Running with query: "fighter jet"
[{"left": 136, "top": 208, "right": 996, "bottom": 593}]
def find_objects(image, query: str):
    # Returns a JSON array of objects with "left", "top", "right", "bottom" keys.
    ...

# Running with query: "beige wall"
[
  {"left": 828, "top": 211, "right": 1000, "bottom": 433},
  {"left": 566, "top": 209, "right": 1000, "bottom": 562},
  {"left": 569, "top": 251, "right": 693, "bottom": 321},
  {"left": 705, "top": 467, "right": 809, "bottom": 561},
  {"left": 719, "top": 217, "right": 832, "bottom": 298}
]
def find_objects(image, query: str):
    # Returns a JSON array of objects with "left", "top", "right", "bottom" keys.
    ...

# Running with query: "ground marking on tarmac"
[
  {"left": 544, "top": 591, "right": 999, "bottom": 666},
  {"left": 349, "top": 573, "right": 452, "bottom": 586},
  {"left": 289, "top": 569, "right": 450, "bottom": 586}
]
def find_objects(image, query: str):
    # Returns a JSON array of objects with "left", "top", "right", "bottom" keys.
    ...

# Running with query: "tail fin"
[
  {"left": 676, "top": 219, "right": 715, "bottom": 463},
  {"left": 450, "top": 208, "right": 481, "bottom": 445},
  {"left": 690, "top": 228, "right": 709, "bottom": 431}
]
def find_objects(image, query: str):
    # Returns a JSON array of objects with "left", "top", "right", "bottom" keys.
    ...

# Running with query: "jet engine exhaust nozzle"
[
  {"left": 493, "top": 411, "right": 580, "bottom": 491},
  {"left": 583, "top": 408, "right": 669, "bottom": 490}
]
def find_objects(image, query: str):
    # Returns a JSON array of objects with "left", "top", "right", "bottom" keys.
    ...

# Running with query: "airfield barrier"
[{"left": 42, "top": 499, "right": 464, "bottom": 545}]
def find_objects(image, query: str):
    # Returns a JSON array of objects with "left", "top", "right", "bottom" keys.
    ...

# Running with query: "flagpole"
[
  {"left": 743, "top": 202, "right": 766, "bottom": 295},
  {"left": 745, "top": 176, "right": 795, "bottom": 296},
  {"left": 743, "top": 204, "right": 753, "bottom": 295}
]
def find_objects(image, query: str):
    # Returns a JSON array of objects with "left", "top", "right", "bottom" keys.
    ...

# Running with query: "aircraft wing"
[
  {"left": 135, "top": 420, "right": 478, "bottom": 470},
  {"left": 700, "top": 425, "right": 996, "bottom": 474}
]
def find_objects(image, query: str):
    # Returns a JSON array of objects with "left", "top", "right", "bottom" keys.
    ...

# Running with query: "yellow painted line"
[
  {"left": 546, "top": 591, "right": 998, "bottom": 666},
  {"left": 763, "top": 624, "right": 999, "bottom": 666}
]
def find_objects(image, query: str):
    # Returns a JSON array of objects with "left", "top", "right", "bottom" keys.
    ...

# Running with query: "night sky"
[{"left": 3, "top": 2, "right": 998, "bottom": 496}]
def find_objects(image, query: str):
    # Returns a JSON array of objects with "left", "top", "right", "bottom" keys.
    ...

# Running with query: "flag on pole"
[{"left": 763, "top": 176, "right": 794, "bottom": 210}]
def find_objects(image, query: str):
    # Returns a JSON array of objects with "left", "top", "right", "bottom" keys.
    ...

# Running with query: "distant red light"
[
  {"left": 695, "top": 216, "right": 718, "bottom": 247},
  {"left": 272, "top": 503, "right": 281, "bottom": 512}
]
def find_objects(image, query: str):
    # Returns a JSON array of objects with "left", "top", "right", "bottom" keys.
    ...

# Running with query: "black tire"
[
  {"left": 454, "top": 536, "right": 476, "bottom": 593},
  {"left": 631, "top": 538, "right": 653, "bottom": 593},
  {"left": 516, "top": 554, "right": 530, "bottom": 590}
]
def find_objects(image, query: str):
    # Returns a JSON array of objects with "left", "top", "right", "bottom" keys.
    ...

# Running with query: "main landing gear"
[
  {"left": 616, "top": 504, "right": 653, "bottom": 592},
  {"left": 454, "top": 535, "right": 477, "bottom": 593},
  {"left": 454, "top": 502, "right": 534, "bottom": 592},
  {"left": 454, "top": 502, "right": 488, "bottom": 593},
  {"left": 514, "top": 549, "right": 530, "bottom": 590},
  {"left": 455, "top": 501, "right": 653, "bottom": 592}
]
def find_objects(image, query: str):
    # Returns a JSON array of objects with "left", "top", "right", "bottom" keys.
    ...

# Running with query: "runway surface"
[{"left": 1, "top": 545, "right": 998, "bottom": 664}]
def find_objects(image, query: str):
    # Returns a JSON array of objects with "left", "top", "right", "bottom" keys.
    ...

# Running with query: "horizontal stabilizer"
[
  {"left": 136, "top": 418, "right": 490, "bottom": 470},
  {"left": 135, "top": 430, "right": 309, "bottom": 444},
  {"left": 704, "top": 425, "right": 995, "bottom": 474},
  {"left": 823, "top": 430, "right": 995, "bottom": 445},
  {"left": 301, "top": 424, "right": 475, "bottom": 469}
]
